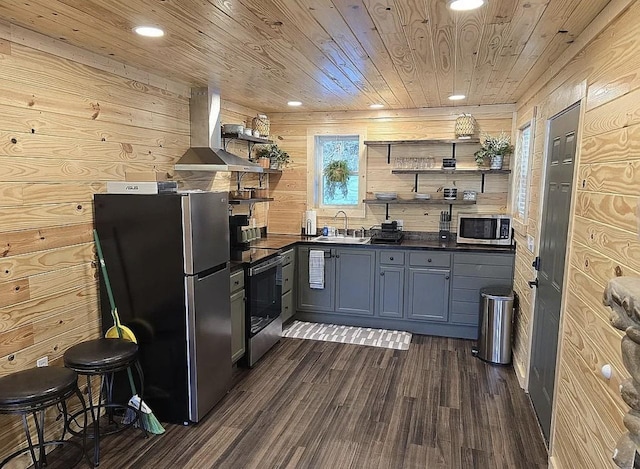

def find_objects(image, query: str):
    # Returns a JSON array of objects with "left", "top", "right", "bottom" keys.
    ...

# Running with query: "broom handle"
[{"left": 93, "top": 230, "right": 138, "bottom": 397}]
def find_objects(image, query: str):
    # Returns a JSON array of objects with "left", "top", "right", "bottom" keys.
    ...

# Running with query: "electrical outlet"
[
  {"left": 36, "top": 356, "right": 48, "bottom": 367},
  {"left": 527, "top": 234, "right": 535, "bottom": 253},
  {"left": 395, "top": 219, "right": 403, "bottom": 229}
]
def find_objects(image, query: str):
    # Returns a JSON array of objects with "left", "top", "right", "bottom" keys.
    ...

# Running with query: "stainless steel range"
[{"left": 235, "top": 248, "right": 283, "bottom": 367}]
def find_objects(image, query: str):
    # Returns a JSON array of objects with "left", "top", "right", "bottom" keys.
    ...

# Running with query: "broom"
[{"left": 93, "top": 229, "right": 165, "bottom": 435}]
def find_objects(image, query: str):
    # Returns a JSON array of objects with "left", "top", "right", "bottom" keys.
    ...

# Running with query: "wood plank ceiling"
[{"left": 0, "top": 0, "right": 610, "bottom": 112}]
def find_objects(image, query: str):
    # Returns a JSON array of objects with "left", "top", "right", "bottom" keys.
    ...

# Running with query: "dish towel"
[{"left": 309, "top": 250, "right": 325, "bottom": 289}]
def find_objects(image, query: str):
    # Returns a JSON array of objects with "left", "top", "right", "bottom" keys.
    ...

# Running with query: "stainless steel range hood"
[{"left": 175, "top": 87, "right": 263, "bottom": 173}]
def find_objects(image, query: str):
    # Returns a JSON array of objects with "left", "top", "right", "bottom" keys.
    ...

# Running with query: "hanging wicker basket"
[
  {"left": 455, "top": 114, "right": 476, "bottom": 139},
  {"left": 252, "top": 114, "right": 270, "bottom": 139}
]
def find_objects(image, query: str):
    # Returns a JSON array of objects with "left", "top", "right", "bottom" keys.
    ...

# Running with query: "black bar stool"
[
  {"left": 0, "top": 366, "right": 89, "bottom": 468},
  {"left": 63, "top": 338, "right": 146, "bottom": 466}
]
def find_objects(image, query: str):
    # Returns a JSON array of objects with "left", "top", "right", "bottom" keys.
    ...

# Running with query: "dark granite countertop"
[{"left": 249, "top": 234, "right": 515, "bottom": 254}]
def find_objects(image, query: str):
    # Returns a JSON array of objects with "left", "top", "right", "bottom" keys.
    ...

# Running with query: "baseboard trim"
[{"left": 514, "top": 359, "right": 527, "bottom": 390}]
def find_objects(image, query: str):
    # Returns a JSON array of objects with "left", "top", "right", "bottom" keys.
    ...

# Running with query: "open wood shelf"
[
  {"left": 391, "top": 168, "right": 511, "bottom": 175},
  {"left": 229, "top": 197, "right": 274, "bottom": 205},
  {"left": 363, "top": 199, "right": 476, "bottom": 205},
  {"left": 222, "top": 132, "right": 273, "bottom": 144},
  {"left": 364, "top": 138, "right": 480, "bottom": 145}
]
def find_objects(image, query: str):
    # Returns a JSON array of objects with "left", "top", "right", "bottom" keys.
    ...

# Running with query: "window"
[
  {"left": 308, "top": 131, "right": 366, "bottom": 217},
  {"left": 316, "top": 135, "right": 360, "bottom": 206},
  {"left": 513, "top": 124, "right": 533, "bottom": 223}
]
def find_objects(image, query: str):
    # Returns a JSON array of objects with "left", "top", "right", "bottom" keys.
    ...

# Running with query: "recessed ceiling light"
[
  {"left": 133, "top": 26, "right": 165, "bottom": 37},
  {"left": 448, "top": 94, "right": 466, "bottom": 101},
  {"left": 369, "top": 104, "right": 384, "bottom": 109},
  {"left": 448, "top": 0, "right": 484, "bottom": 11},
  {"left": 287, "top": 101, "right": 302, "bottom": 107}
]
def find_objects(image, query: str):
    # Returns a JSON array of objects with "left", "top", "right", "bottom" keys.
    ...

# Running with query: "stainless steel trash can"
[{"left": 474, "top": 287, "right": 514, "bottom": 365}]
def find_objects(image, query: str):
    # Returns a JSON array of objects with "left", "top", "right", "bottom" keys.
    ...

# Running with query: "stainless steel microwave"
[{"left": 456, "top": 214, "right": 512, "bottom": 245}]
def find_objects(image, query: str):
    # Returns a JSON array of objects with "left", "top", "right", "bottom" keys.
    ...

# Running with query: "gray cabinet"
[
  {"left": 377, "top": 265, "right": 404, "bottom": 318},
  {"left": 297, "top": 246, "right": 335, "bottom": 312},
  {"left": 335, "top": 248, "right": 375, "bottom": 316},
  {"left": 280, "top": 248, "right": 295, "bottom": 323},
  {"left": 230, "top": 270, "right": 245, "bottom": 363},
  {"left": 406, "top": 268, "right": 450, "bottom": 322},
  {"left": 294, "top": 244, "right": 514, "bottom": 340},
  {"left": 450, "top": 252, "right": 514, "bottom": 328}
]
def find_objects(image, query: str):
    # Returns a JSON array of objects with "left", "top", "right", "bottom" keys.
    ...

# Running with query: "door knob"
[
  {"left": 528, "top": 279, "right": 538, "bottom": 288},
  {"left": 380, "top": 272, "right": 385, "bottom": 276},
  {"left": 445, "top": 275, "right": 450, "bottom": 280}
]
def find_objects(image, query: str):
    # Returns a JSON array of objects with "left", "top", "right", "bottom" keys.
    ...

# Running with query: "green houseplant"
[
  {"left": 474, "top": 132, "right": 514, "bottom": 170},
  {"left": 323, "top": 159, "right": 350, "bottom": 198},
  {"left": 255, "top": 144, "right": 290, "bottom": 169}
]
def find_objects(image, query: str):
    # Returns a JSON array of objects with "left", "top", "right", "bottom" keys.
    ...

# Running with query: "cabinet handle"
[
  {"left": 390, "top": 256, "right": 394, "bottom": 261},
  {"left": 445, "top": 275, "right": 450, "bottom": 280},
  {"left": 336, "top": 254, "right": 340, "bottom": 258},
  {"left": 380, "top": 272, "right": 385, "bottom": 276},
  {"left": 428, "top": 258, "right": 432, "bottom": 263},
  {"left": 234, "top": 280, "right": 240, "bottom": 285}
]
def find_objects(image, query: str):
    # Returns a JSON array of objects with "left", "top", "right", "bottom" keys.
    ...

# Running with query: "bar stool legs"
[{"left": 0, "top": 369, "right": 91, "bottom": 469}]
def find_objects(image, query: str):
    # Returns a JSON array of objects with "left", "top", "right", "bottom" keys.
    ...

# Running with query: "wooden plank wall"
[
  {"left": 0, "top": 35, "right": 257, "bottom": 466},
  {"left": 513, "top": 1, "right": 640, "bottom": 467},
  {"left": 267, "top": 106, "right": 514, "bottom": 234}
]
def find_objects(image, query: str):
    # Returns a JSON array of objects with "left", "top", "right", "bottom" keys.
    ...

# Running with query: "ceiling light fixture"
[
  {"left": 448, "top": 13, "right": 466, "bottom": 102},
  {"left": 448, "top": 0, "right": 484, "bottom": 11},
  {"left": 133, "top": 26, "right": 165, "bottom": 37},
  {"left": 369, "top": 104, "right": 384, "bottom": 109},
  {"left": 287, "top": 101, "right": 302, "bottom": 107}
]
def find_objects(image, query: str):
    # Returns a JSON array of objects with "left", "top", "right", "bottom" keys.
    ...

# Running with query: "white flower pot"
[{"left": 490, "top": 155, "right": 503, "bottom": 170}]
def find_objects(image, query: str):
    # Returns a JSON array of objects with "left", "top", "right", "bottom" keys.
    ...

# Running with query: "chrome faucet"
[{"left": 334, "top": 210, "right": 348, "bottom": 235}]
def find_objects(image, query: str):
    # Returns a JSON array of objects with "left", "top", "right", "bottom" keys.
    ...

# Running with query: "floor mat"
[{"left": 282, "top": 320, "right": 411, "bottom": 350}]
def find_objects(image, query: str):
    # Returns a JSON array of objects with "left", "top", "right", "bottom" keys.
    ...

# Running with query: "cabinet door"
[
  {"left": 406, "top": 268, "right": 450, "bottom": 322},
  {"left": 230, "top": 289, "right": 245, "bottom": 363},
  {"left": 281, "top": 289, "right": 294, "bottom": 323},
  {"left": 335, "top": 248, "right": 375, "bottom": 316},
  {"left": 377, "top": 265, "right": 404, "bottom": 318},
  {"left": 296, "top": 246, "right": 335, "bottom": 312}
]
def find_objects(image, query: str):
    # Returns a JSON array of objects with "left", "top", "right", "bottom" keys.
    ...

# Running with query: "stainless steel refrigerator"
[{"left": 94, "top": 191, "right": 231, "bottom": 425}]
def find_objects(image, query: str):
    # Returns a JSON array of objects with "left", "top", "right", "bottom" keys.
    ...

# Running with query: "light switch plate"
[
  {"left": 36, "top": 356, "right": 48, "bottom": 367},
  {"left": 527, "top": 234, "right": 535, "bottom": 253}
]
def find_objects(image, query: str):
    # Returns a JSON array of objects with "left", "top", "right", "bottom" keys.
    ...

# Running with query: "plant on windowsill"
[
  {"left": 324, "top": 159, "right": 350, "bottom": 198},
  {"left": 474, "top": 132, "right": 514, "bottom": 170},
  {"left": 255, "top": 144, "right": 290, "bottom": 170}
]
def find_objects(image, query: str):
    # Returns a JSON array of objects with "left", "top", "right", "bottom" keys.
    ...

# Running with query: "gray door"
[
  {"left": 297, "top": 247, "right": 335, "bottom": 312},
  {"left": 335, "top": 248, "right": 376, "bottom": 316},
  {"left": 529, "top": 103, "right": 580, "bottom": 442},
  {"left": 406, "top": 268, "right": 451, "bottom": 322}
]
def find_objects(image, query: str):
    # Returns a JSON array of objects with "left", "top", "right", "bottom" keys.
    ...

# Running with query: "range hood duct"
[{"left": 175, "top": 87, "right": 263, "bottom": 173}]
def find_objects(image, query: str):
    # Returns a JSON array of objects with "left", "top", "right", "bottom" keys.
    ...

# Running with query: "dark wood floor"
[{"left": 50, "top": 336, "right": 548, "bottom": 468}]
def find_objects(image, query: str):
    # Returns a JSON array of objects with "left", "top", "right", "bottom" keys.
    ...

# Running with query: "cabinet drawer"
[
  {"left": 454, "top": 264, "right": 513, "bottom": 279},
  {"left": 450, "top": 301, "right": 480, "bottom": 326},
  {"left": 451, "top": 288, "right": 480, "bottom": 303},
  {"left": 282, "top": 289, "right": 294, "bottom": 322},
  {"left": 379, "top": 250, "right": 404, "bottom": 265},
  {"left": 454, "top": 252, "right": 514, "bottom": 266},
  {"left": 453, "top": 276, "right": 512, "bottom": 290},
  {"left": 281, "top": 248, "right": 294, "bottom": 266},
  {"left": 281, "top": 262, "right": 294, "bottom": 295},
  {"left": 409, "top": 251, "right": 451, "bottom": 268},
  {"left": 230, "top": 270, "right": 245, "bottom": 293}
]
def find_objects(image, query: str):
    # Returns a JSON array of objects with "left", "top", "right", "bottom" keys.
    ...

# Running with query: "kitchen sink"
[{"left": 310, "top": 235, "right": 371, "bottom": 244}]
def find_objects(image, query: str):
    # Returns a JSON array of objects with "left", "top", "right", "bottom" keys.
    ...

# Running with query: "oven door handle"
[{"left": 248, "top": 256, "right": 283, "bottom": 276}]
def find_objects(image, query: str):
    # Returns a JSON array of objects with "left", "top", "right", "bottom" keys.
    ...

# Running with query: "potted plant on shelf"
[
  {"left": 474, "top": 132, "right": 514, "bottom": 170},
  {"left": 255, "top": 144, "right": 290, "bottom": 170},
  {"left": 323, "top": 159, "right": 350, "bottom": 198}
]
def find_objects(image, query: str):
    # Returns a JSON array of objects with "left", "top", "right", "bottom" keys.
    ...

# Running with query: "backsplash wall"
[{"left": 267, "top": 106, "right": 515, "bottom": 235}]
